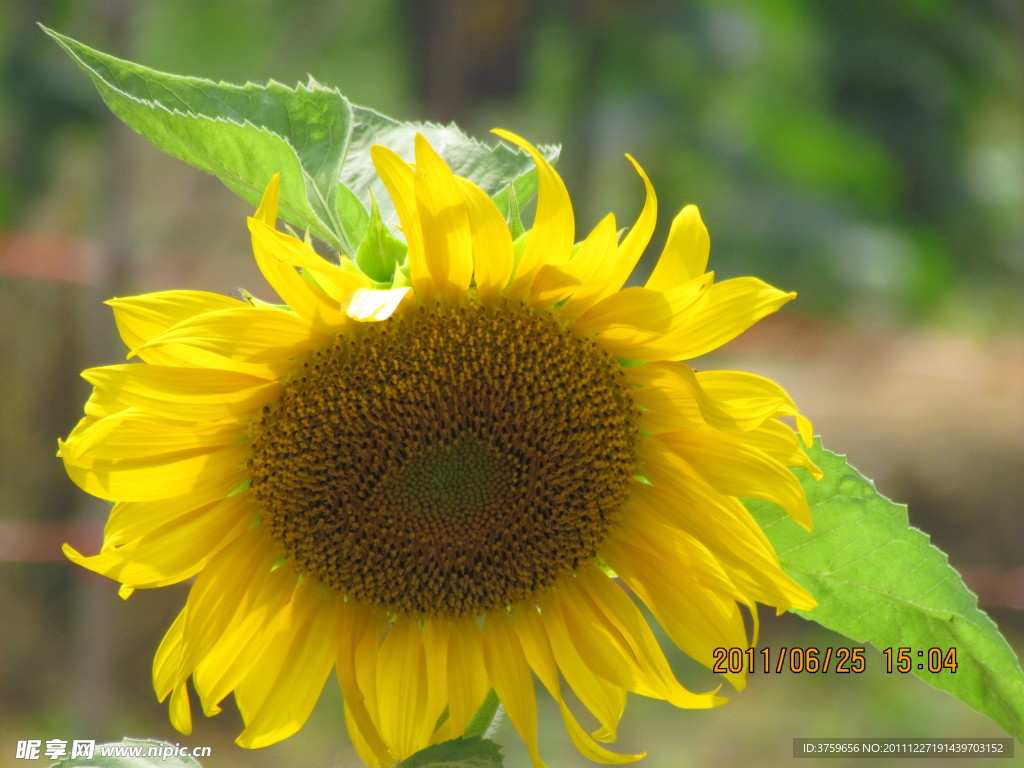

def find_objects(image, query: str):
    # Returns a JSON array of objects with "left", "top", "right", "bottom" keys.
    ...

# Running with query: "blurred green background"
[{"left": 1, "top": 1, "right": 1021, "bottom": 767}]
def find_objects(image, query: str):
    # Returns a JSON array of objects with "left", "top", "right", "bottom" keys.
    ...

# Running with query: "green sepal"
[
  {"left": 501, "top": 183, "right": 527, "bottom": 240},
  {"left": 356, "top": 195, "right": 409, "bottom": 285},
  {"left": 391, "top": 262, "right": 413, "bottom": 290}
]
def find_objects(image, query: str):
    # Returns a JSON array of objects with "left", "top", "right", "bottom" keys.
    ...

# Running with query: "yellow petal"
[
  {"left": 420, "top": 620, "right": 450, "bottom": 742},
  {"left": 375, "top": 618, "right": 441, "bottom": 760},
  {"left": 540, "top": 589, "right": 641, "bottom": 698},
  {"left": 627, "top": 361, "right": 738, "bottom": 432},
  {"left": 81, "top": 364, "right": 281, "bottom": 422},
  {"left": 248, "top": 217, "right": 351, "bottom": 329},
  {"left": 552, "top": 154, "right": 655, "bottom": 317},
  {"left": 413, "top": 134, "right": 473, "bottom": 299},
  {"left": 493, "top": 130, "right": 574, "bottom": 299},
  {"left": 63, "top": 492, "right": 253, "bottom": 589},
  {"left": 555, "top": 213, "right": 619, "bottom": 318},
  {"left": 610, "top": 155, "right": 657, "bottom": 278},
  {"left": 108, "top": 291, "right": 248, "bottom": 352},
  {"left": 255, "top": 217, "right": 372, "bottom": 304},
  {"left": 655, "top": 429, "right": 812, "bottom": 529},
  {"left": 153, "top": 609, "right": 188, "bottom": 702},
  {"left": 80, "top": 386, "right": 129, "bottom": 422},
  {"left": 123, "top": 343, "right": 286, "bottom": 381},
  {"left": 456, "top": 176, "right": 514, "bottom": 299},
  {"left": 345, "top": 701, "right": 389, "bottom": 768},
  {"left": 101, "top": 490, "right": 250, "bottom": 549},
  {"left": 122, "top": 302, "right": 318, "bottom": 380},
  {"left": 61, "top": 410, "right": 246, "bottom": 463},
  {"left": 153, "top": 530, "right": 293, "bottom": 729},
  {"left": 616, "top": 498, "right": 740, "bottom": 600},
  {"left": 571, "top": 275, "right": 712, "bottom": 346},
  {"left": 696, "top": 369, "right": 814, "bottom": 445},
  {"left": 481, "top": 612, "right": 547, "bottom": 768},
  {"left": 253, "top": 173, "right": 280, "bottom": 226},
  {"left": 515, "top": 605, "right": 636, "bottom": 759},
  {"left": 516, "top": 606, "right": 626, "bottom": 745},
  {"left": 555, "top": 706, "right": 642, "bottom": 764},
  {"left": 168, "top": 683, "right": 193, "bottom": 736},
  {"left": 646, "top": 205, "right": 710, "bottom": 291},
  {"left": 372, "top": 144, "right": 431, "bottom": 298},
  {"left": 659, "top": 276, "right": 795, "bottom": 360},
  {"left": 528, "top": 262, "right": 583, "bottom": 310},
  {"left": 192, "top": 563, "right": 299, "bottom": 717},
  {"left": 436, "top": 619, "right": 490, "bottom": 740},
  {"left": 574, "top": 154, "right": 657, "bottom": 309},
  {"left": 235, "top": 581, "right": 344, "bottom": 748},
  {"left": 224, "top": 594, "right": 296, "bottom": 736},
  {"left": 742, "top": 419, "right": 822, "bottom": 480},
  {"left": 346, "top": 286, "right": 411, "bottom": 322},
  {"left": 248, "top": 174, "right": 343, "bottom": 327},
  {"left": 606, "top": 536, "right": 750, "bottom": 690},
  {"left": 177, "top": 528, "right": 285, "bottom": 695},
  {"left": 557, "top": 569, "right": 723, "bottom": 709},
  {"left": 62, "top": 442, "right": 247, "bottom": 503},
  {"left": 630, "top": 480, "right": 815, "bottom": 611},
  {"left": 640, "top": 443, "right": 771, "bottom": 545},
  {"left": 135, "top": 306, "right": 326, "bottom": 369},
  {"left": 337, "top": 607, "right": 392, "bottom": 766}
]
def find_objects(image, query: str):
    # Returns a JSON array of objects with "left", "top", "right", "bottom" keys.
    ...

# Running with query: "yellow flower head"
[{"left": 60, "top": 130, "right": 819, "bottom": 766}]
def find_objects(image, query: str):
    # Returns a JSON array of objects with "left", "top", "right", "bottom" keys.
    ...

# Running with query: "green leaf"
[
  {"left": 51, "top": 739, "right": 201, "bottom": 768},
  {"left": 43, "top": 27, "right": 559, "bottom": 262},
  {"left": 748, "top": 442, "right": 1024, "bottom": 740},
  {"left": 42, "top": 25, "right": 355, "bottom": 253},
  {"left": 396, "top": 736, "right": 504, "bottom": 768}
]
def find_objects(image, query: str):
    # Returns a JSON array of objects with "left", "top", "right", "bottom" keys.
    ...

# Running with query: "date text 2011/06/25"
[{"left": 712, "top": 646, "right": 958, "bottom": 674}]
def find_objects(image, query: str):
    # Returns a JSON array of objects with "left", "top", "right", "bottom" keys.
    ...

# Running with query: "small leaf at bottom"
[{"left": 397, "top": 736, "right": 504, "bottom": 768}]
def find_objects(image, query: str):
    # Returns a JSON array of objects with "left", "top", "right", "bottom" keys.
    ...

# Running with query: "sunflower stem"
[{"left": 463, "top": 689, "right": 503, "bottom": 739}]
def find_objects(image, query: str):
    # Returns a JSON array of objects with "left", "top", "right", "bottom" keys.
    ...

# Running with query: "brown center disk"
[{"left": 249, "top": 298, "right": 639, "bottom": 618}]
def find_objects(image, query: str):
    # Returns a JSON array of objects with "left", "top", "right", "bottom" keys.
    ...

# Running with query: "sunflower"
[{"left": 60, "top": 130, "right": 818, "bottom": 766}]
